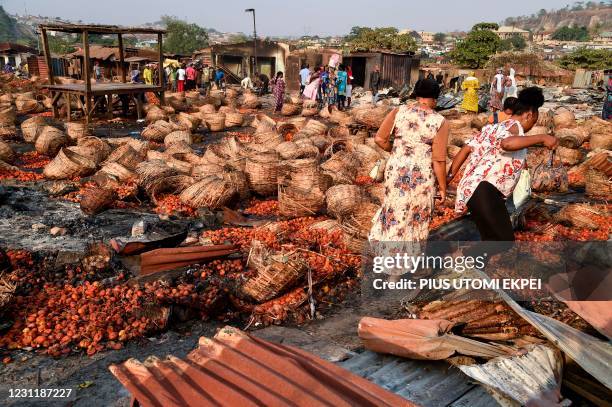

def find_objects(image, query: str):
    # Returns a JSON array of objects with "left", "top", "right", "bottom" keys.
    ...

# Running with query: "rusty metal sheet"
[
  {"left": 358, "top": 317, "right": 516, "bottom": 360},
  {"left": 110, "top": 326, "right": 415, "bottom": 407},
  {"left": 138, "top": 244, "right": 238, "bottom": 275}
]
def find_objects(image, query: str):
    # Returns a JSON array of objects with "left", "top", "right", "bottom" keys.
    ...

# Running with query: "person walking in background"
[
  {"left": 322, "top": 67, "right": 337, "bottom": 114},
  {"left": 336, "top": 64, "right": 348, "bottom": 110},
  {"left": 170, "top": 66, "right": 178, "bottom": 92},
  {"left": 504, "top": 68, "right": 518, "bottom": 102},
  {"left": 214, "top": 68, "right": 225, "bottom": 90},
  {"left": 435, "top": 71, "right": 444, "bottom": 85},
  {"left": 176, "top": 64, "right": 186, "bottom": 93},
  {"left": 489, "top": 68, "right": 505, "bottom": 112},
  {"left": 370, "top": 65, "right": 381, "bottom": 104},
  {"left": 185, "top": 63, "right": 197, "bottom": 91},
  {"left": 241, "top": 75, "right": 253, "bottom": 90},
  {"left": 201, "top": 65, "right": 211, "bottom": 95},
  {"left": 257, "top": 72, "right": 270, "bottom": 95},
  {"left": 604, "top": 73, "right": 612, "bottom": 120},
  {"left": 299, "top": 64, "right": 311, "bottom": 94},
  {"left": 449, "top": 87, "right": 558, "bottom": 241},
  {"left": 271, "top": 71, "right": 286, "bottom": 112},
  {"left": 346, "top": 65, "right": 353, "bottom": 108},
  {"left": 143, "top": 65, "right": 153, "bottom": 85},
  {"left": 460, "top": 72, "right": 479, "bottom": 113},
  {"left": 302, "top": 66, "right": 321, "bottom": 102},
  {"left": 94, "top": 61, "right": 102, "bottom": 80}
]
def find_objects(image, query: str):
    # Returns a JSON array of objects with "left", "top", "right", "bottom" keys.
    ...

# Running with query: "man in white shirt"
[
  {"left": 177, "top": 65, "right": 186, "bottom": 92},
  {"left": 299, "top": 64, "right": 311, "bottom": 94},
  {"left": 241, "top": 75, "right": 253, "bottom": 90}
]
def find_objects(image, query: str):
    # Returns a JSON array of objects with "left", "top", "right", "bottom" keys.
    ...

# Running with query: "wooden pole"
[
  {"left": 83, "top": 31, "right": 92, "bottom": 124},
  {"left": 157, "top": 32, "right": 165, "bottom": 105},
  {"left": 118, "top": 33, "right": 126, "bottom": 83},
  {"left": 40, "top": 29, "right": 54, "bottom": 85}
]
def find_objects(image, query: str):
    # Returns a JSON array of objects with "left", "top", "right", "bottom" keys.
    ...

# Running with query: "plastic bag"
[{"left": 513, "top": 169, "right": 531, "bottom": 208}]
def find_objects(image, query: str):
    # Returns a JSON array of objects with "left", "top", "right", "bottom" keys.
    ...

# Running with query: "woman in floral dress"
[
  {"left": 271, "top": 71, "right": 286, "bottom": 112},
  {"left": 368, "top": 79, "right": 449, "bottom": 271}
]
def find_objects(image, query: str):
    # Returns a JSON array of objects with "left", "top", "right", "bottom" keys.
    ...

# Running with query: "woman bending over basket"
[{"left": 448, "top": 87, "right": 558, "bottom": 241}]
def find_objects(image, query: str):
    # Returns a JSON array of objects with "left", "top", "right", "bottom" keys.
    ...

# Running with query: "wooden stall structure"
[{"left": 38, "top": 23, "right": 166, "bottom": 124}]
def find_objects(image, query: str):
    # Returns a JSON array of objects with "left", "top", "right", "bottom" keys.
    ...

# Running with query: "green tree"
[
  {"left": 48, "top": 36, "right": 76, "bottom": 54},
  {"left": 551, "top": 26, "right": 590, "bottom": 41},
  {"left": 345, "top": 26, "right": 416, "bottom": 53},
  {"left": 557, "top": 47, "right": 612, "bottom": 69},
  {"left": 500, "top": 34, "right": 527, "bottom": 51},
  {"left": 227, "top": 33, "right": 249, "bottom": 44},
  {"left": 162, "top": 16, "right": 209, "bottom": 55},
  {"left": 472, "top": 22, "right": 500, "bottom": 31},
  {"left": 448, "top": 24, "right": 501, "bottom": 68},
  {"left": 433, "top": 32, "right": 447, "bottom": 44}
]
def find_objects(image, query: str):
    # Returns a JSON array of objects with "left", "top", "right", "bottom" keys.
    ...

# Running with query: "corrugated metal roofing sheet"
[{"left": 110, "top": 326, "right": 416, "bottom": 407}]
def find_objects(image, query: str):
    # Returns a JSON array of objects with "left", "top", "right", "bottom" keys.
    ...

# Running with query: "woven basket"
[
  {"left": 278, "top": 184, "right": 325, "bottom": 218},
  {"left": 165, "top": 157, "right": 193, "bottom": 175},
  {"left": 321, "top": 150, "right": 357, "bottom": 185},
  {"left": 43, "top": 148, "right": 97, "bottom": 179},
  {"left": 78, "top": 136, "right": 111, "bottom": 162},
  {"left": 329, "top": 109, "right": 352, "bottom": 125},
  {"left": 253, "top": 131, "right": 284, "bottom": 150},
  {"left": 525, "top": 126, "right": 550, "bottom": 136},
  {"left": 64, "top": 122, "right": 92, "bottom": 142},
  {"left": 242, "top": 240, "right": 307, "bottom": 302},
  {"left": 0, "top": 125, "right": 16, "bottom": 140},
  {"left": 142, "top": 120, "right": 179, "bottom": 142},
  {"left": 174, "top": 112, "right": 201, "bottom": 132},
  {"left": 245, "top": 153, "right": 279, "bottom": 196},
  {"left": 145, "top": 106, "right": 168, "bottom": 123},
  {"left": 224, "top": 112, "right": 244, "bottom": 128},
  {"left": 471, "top": 113, "right": 489, "bottom": 130},
  {"left": 278, "top": 157, "right": 329, "bottom": 193},
  {"left": 0, "top": 106, "right": 16, "bottom": 127},
  {"left": 281, "top": 103, "right": 301, "bottom": 116},
  {"left": 0, "top": 140, "right": 15, "bottom": 164},
  {"left": 553, "top": 108, "right": 575, "bottom": 130},
  {"left": 590, "top": 132, "right": 612, "bottom": 150},
  {"left": 222, "top": 170, "right": 250, "bottom": 200},
  {"left": 450, "top": 128, "right": 476, "bottom": 147},
  {"left": 104, "top": 144, "right": 146, "bottom": 170},
  {"left": 97, "top": 162, "right": 135, "bottom": 182},
  {"left": 199, "top": 104, "right": 217, "bottom": 115},
  {"left": 179, "top": 175, "right": 237, "bottom": 209},
  {"left": 353, "top": 106, "right": 391, "bottom": 129},
  {"left": 80, "top": 187, "right": 117, "bottom": 216},
  {"left": 556, "top": 146, "right": 584, "bottom": 166},
  {"left": 252, "top": 113, "right": 276, "bottom": 134},
  {"left": 585, "top": 167, "right": 611, "bottom": 199},
  {"left": 242, "top": 93, "right": 261, "bottom": 109},
  {"left": 15, "top": 99, "right": 42, "bottom": 114},
  {"left": 556, "top": 127, "right": 588, "bottom": 149},
  {"left": 341, "top": 202, "right": 379, "bottom": 239},
  {"left": 20, "top": 116, "right": 46, "bottom": 143},
  {"left": 366, "top": 183, "right": 385, "bottom": 205},
  {"left": 554, "top": 204, "right": 601, "bottom": 230},
  {"left": 325, "top": 184, "right": 363, "bottom": 220},
  {"left": 192, "top": 163, "right": 225, "bottom": 179},
  {"left": 203, "top": 113, "right": 226, "bottom": 132},
  {"left": 164, "top": 130, "right": 193, "bottom": 148},
  {"left": 136, "top": 160, "right": 178, "bottom": 192},
  {"left": 352, "top": 144, "right": 381, "bottom": 177},
  {"left": 146, "top": 150, "right": 167, "bottom": 161},
  {"left": 0, "top": 94, "right": 13, "bottom": 104},
  {"left": 148, "top": 175, "right": 195, "bottom": 203},
  {"left": 218, "top": 106, "right": 236, "bottom": 114},
  {"left": 276, "top": 141, "right": 319, "bottom": 160},
  {"left": 35, "top": 126, "right": 68, "bottom": 156},
  {"left": 301, "top": 107, "right": 318, "bottom": 117}
]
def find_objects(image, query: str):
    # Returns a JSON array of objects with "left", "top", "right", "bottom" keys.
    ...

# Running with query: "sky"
[{"left": 2, "top": 0, "right": 573, "bottom": 36}]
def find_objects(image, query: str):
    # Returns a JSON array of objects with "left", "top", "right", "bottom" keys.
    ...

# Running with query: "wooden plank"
[
  {"left": 449, "top": 386, "right": 500, "bottom": 407},
  {"left": 40, "top": 29, "right": 54, "bottom": 86},
  {"left": 118, "top": 34, "right": 126, "bottom": 83},
  {"left": 107, "top": 95, "right": 113, "bottom": 119},
  {"left": 82, "top": 31, "right": 92, "bottom": 124},
  {"left": 39, "top": 23, "right": 166, "bottom": 35},
  {"left": 157, "top": 32, "right": 165, "bottom": 105},
  {"left": 65, "top": 93, "right": 71, "bottom": 122}
]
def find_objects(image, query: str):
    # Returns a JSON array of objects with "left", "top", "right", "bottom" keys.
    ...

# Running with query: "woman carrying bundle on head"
[
  {"left": 448, "top": 87, "right": 558, "bottom": 241},
  {"left": 489, "top": 68, "right": 505, "bottom": 112}
]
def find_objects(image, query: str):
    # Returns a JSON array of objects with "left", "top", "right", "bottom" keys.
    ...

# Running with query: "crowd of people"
[{"left": 299, "top": 63, "right": 357, "bottom": 113}]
